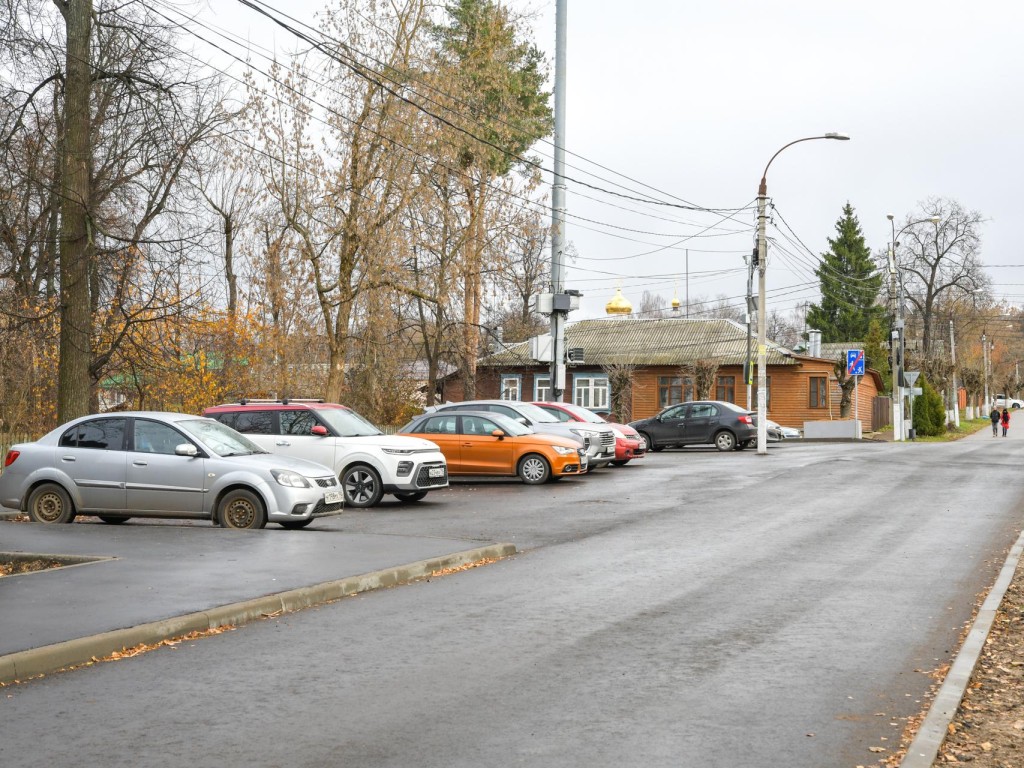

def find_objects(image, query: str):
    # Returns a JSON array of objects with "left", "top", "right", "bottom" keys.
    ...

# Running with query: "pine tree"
[{"left": 806, "top": 203, "right": 885, "bottom": 343}]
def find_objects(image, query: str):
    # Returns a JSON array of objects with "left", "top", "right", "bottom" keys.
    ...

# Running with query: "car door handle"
[
  {"left": 133, "top": 460, "right": 148, "bottom": 466},
  {"left": 275, "top": 440, "right": 291, "bottom": 446},
  {"left": 61, "top": 456, "right": 76, "bottom": 462}
]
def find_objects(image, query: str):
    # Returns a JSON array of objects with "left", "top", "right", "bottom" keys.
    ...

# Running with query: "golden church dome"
[{"left": 605, "top": 287, "right": 633, "bottom": 315}]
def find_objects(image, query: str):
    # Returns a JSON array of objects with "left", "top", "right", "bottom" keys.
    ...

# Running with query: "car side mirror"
[
  {"left": 491, "top": 429, "right": 505, "bottom": 440},
  {"left": 175, "top": 444, "right": 198, "bottom": 457},
  {"left": 516, "top": 417, "right": 528, "bottom": 425},
  {"left": 311, "top": 425, "right": 329, "bottom": 437}
]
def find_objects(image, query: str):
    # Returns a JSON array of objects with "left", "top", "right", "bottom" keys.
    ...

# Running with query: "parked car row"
[{"left": 0, "top": 396, "right": 798, "bottom": 530}]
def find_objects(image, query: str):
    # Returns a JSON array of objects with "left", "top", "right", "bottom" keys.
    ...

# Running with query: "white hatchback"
[{"left": 203, "top": 401, "right": 448, "bottom": 508}]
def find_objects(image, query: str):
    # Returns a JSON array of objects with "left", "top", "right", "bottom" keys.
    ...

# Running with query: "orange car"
[{"left": 399, "top": 410, "right": 588, "bottom": 484}]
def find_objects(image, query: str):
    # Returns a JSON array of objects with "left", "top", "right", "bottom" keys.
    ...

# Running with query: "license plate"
[
  {"left": 428, "top": 467, "right": 445, "bottom": 478},
  {"left": 324, "top": 491, "right": 343, "bottom": 504},
  {"left": 638, "top": 440, "right": 647, "bottom": 450}
]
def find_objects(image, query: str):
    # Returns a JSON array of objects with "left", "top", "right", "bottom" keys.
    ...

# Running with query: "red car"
[{"left": 532, "top": 402, "right": 647, "bottom": 466}]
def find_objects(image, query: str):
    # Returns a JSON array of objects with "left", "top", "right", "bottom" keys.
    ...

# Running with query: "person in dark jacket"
[
  {"left": 1001, "top": 408, "right": 1010, "bottom": 437},
  {"left": 991, "top": 406, "right": 1001, "bottom": 436}
]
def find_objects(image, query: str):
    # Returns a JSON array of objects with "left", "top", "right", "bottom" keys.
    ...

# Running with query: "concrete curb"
[
  {"left": 0, "top": 542, "right": 516, "bottom": 686},
  {"left": 900, "top": 529, "right": 1024, "bottom": 768}
]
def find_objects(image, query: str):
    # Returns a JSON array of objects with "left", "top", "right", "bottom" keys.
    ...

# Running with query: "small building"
[{"left": 442, "top": 316, "right": 884, "bottom": 428}]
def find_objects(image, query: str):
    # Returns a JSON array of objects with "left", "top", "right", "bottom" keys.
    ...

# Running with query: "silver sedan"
[{"left": 0, "top": 412, "right": 343, "bottom": 529}]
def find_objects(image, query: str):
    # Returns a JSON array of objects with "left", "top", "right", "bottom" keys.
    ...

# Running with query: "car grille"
[
  {"left": 599, "top": 430, "right": 614, "bottom": 447},
  {"left": 416, "top": 462, "right": 448, "bottom": 488},
  {"left": 316, "top": 477, "right": 338, "bottom": 488},
  {"left": 312, "top": 499, "right": 344, "bottom": 516}
]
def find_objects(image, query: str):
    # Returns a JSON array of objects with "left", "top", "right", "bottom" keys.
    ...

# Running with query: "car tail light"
[
  {"left": 3, "top": 450, "right": 19, "bottom": 467},
  {"left": 738, "top": 415, "right": 753, "bottom": 425}
]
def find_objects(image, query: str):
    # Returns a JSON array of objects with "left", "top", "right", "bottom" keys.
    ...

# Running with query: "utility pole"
[
  {"left": 685, "top": 249, "right": 690, "bottom": 319},
  {"left": 887, "top": 216, "right": 903, "bottom": 441},
  {"left": 949, "top": 319, "right": 959, "bottom": 427},
  {"left": 983, "top": 334, "right": 990, "bottom": 409},
  {"left": 548, "top": 0, "right": 568, "bottom": 401},
  {"left": 745, "top": 248, "right": 755, "bottom": 410}
]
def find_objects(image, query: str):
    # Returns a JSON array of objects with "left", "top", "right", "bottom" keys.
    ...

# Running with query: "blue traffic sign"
[{"left": 847, "top": 349, "right": 865, "bottom": 376}]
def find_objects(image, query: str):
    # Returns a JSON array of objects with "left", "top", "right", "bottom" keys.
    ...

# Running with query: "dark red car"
[{"left": 532, "top": 402, "right": 647, "bottom": 466}]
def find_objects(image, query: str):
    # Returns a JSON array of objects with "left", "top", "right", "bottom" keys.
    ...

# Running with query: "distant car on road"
[
  {"left": 629, "top": 401, "right": 757, "bottom": 452},
  {"left": 0, "top": 412, "right": 342, "bottom": 529},
  {"left": 993, "top": 394, "right": 1024, "bottom": 410},
  {"left": 765, "top": 419, "right": 801, "bottom": 441},
  {"left": 531, "top": 401, "right": 647, "bottom": 466},
  {"left": 399, "top": 410, "right": 588, "bottom": 483}
]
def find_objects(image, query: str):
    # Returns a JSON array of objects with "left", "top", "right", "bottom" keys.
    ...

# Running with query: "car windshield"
[
  {"left": 180, "top": 419, "right": 267, "bottom": 457},
  {"left": 512, "top": 402, "right": 560, "bottom": 423},
  {"left": 719, "top": 402, "right": 749, "bottom": 414},
  {"left": 557, "top": 403, "right": 606, "bottom": 423},
  {"left": 316, "top": 408, "right": 383, "bottom": 437},
  {"left": 487, "top": 412, "right": 534, "bottom": 436}
]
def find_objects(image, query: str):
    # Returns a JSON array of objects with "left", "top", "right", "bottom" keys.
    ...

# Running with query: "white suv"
[
  {"left": 994, "top": 394, "right": 1024, "bottom": 410},
  {"left": 203, "top": 400, "right": 448, "bottom": 508}
]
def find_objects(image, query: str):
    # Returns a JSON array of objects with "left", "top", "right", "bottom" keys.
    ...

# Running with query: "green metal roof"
[{"left": 481, "top": 316, "right": 797, "bottom": 368}]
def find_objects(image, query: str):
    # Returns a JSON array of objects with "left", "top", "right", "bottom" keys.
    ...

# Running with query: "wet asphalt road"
[{"left": 3, "top": 434, "right": 1024, "bottom": 768}]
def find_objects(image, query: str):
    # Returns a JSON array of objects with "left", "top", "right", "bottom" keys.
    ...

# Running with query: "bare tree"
[{"left": 897, "top": 198, "right": 989, "bottom": 355}]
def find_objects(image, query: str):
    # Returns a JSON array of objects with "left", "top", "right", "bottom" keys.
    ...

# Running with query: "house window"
[
  {"left": 809, "top": 376, "right": 828, "bottom": 407},
  {"left": 751, "top": 376, "right": 772, "bottom": 408},
  {"left": 499, "top": 374, "right": 521, "bottom": 401},
  {"left": 716, "top": 375, "right": 736, "bottom": 403},
  {"left": 574, "top": 375, "right": 609, "bottom": 410},
  {"left": 658, "top": 376, "right": 694, "bottom": 408},
  {"left": 534, "top": 374, "right": 552, "bottom": 402}
]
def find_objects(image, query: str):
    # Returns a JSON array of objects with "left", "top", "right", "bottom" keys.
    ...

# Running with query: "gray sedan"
[{"left": 0, "top": 412, "right": 343, "bottom": 529}]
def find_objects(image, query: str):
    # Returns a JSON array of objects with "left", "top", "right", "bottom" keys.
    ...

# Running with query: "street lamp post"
[
  {"left": 886, "top": 214, "right": 941, "bottom": 440},
  {"left": 756, "top": 133, "right": 849, "bottom": 455}
]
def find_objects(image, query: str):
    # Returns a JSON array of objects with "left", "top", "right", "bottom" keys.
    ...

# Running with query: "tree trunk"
[{"left": 56, "top": 0, "right": 94, "bottom": 422}]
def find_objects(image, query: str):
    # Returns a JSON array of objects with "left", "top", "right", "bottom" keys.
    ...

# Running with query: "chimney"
[{"left": 808, "top": 329, "right": 822, "bottom": 358}]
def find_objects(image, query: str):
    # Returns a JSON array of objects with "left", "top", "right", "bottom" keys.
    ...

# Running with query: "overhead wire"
[{"left": 149, "top": 0, "right": 753, "bottom": 254}]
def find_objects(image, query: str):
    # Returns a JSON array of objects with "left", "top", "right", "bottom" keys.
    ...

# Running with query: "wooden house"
[{"left": 441, "top": 316, "right": 884, "bottom": 429}]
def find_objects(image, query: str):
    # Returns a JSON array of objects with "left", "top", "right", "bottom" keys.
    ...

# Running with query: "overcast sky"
[{"left": 202, "top": 0, "right": 1024, "bottom": 324}]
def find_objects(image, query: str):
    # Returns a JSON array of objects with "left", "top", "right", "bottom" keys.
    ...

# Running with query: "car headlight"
[
  {"left": 271, "top": 469, "right": 311, "bottom": 488},
  {"left": 552, "top": 445, "right": 575, "bottom": 456},
  {"left": 382, "top": 447, "right": 415, "bottom": 455},
  {"left": 568, "top": 428, "right": 596, "bottom": 438}
]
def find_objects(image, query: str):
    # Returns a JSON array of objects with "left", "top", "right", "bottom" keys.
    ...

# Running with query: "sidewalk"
[{"left": 0, "top": 520, "right": 514, "bottom": 684}]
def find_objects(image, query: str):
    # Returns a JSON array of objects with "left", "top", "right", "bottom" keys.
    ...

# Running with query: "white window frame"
[
  {"left": 573, "top": 374, "right": 609, "bottom": 410},
  {"left": 499, "top": 374, "right": 522, "bottom": 401},
  {"left": 534, "top": 374, "right": 552, "bottom": 403}
]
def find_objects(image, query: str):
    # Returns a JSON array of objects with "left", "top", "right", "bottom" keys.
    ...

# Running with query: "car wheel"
[
  {"left": 98, "top": 515, "right": 131, "bottom": 524},
  {"left": 393, "top": 491, "right": 427, "bottom": 503},
  {"left": 610, "top": 460, "right": 630, "bottom": 466},
  {"left": 342, "top": 464, "right": 384, "bottom": 508},
  {"left": 518, "top": 454, "right": 551, "bottom": 485},
  {"left": 714, "top": 431, "right": 737, "bottom": 452},
  {"left": 27, "top": 483, "right": 76, "bottom": 524},
  {"left": 639, "top": 432, "right": 661, "bottom": 452},
  {"left": 279, "top": 519, "right": 314, "bottom": 530},
  {"left": 218, "top": 489, "right": 267, "bottom": 530}
]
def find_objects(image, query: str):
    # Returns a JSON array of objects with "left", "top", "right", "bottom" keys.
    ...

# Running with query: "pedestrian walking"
[
  {"left": 991, "top": 405, "right": 1001, "bottom": 436},
  {"left": 1001, "top": 408, "right": 1010, "bottom": 437}
]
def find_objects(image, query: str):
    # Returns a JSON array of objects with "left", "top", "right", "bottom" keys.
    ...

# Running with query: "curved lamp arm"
[{"left": 758, "top": 133, "right": 849, "bottom": 194}]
